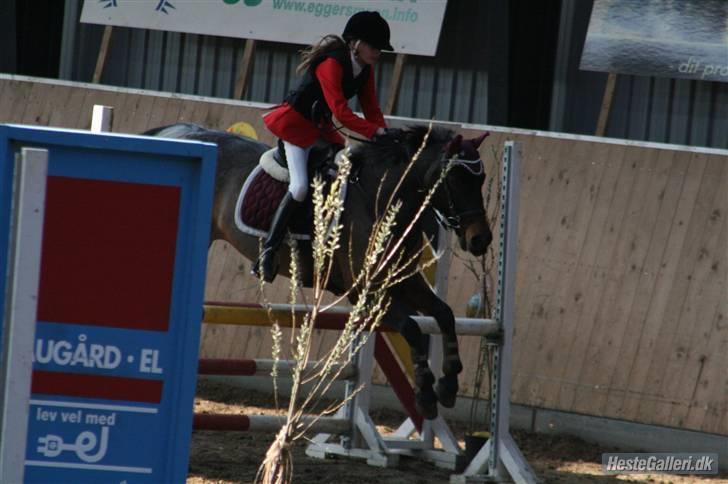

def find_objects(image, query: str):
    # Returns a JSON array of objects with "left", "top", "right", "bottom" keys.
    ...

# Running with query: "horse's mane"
[
  {"left": 142, "top": 123, "right": 268, "bottom": 151},
  {"left": 349, "top": 125, "right": 455, "bottom": 167}
]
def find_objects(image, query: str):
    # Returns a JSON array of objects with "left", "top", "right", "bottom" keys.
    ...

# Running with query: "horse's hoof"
[
  {"left": 415, "top": 388, "right": 439, "bottom": 420},
  {"left": 435, "top": 376, "right": 459, "bottom": 408},
  {"left": 443, "top": 357, "right": 463, "bottom": 376}
]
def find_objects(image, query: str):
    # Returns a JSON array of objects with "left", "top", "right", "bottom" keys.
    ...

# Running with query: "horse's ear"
[
  {"left": 446, "top": 134, "right": 462, "bottom": 158},
  {"left": 471, "top": 132, "right": 489, "bottom": 149}
]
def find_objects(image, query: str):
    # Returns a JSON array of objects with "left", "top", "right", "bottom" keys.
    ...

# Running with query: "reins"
[
  {"left": 345, "top": 130, "right": 486, "bottom": 234},
  {"left": 424, "top": 156, "right": 486, "bottom": 232}
]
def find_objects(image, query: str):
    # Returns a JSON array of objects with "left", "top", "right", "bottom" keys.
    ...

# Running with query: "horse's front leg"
[
  {"left": 396, "top": 275, "right": 462, "bottom": 408},
  {"left": 382, "top": 300, "right": 439, "bottom": 420}
]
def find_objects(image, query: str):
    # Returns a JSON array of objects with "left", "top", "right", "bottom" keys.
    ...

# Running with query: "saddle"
[{"left": 235, "top": 141, "right": 347, "bottom": 240}]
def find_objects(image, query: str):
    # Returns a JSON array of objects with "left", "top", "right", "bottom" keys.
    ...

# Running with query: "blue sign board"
[{"left": 0, "top": 125, "right": 216, "bottom": 482}]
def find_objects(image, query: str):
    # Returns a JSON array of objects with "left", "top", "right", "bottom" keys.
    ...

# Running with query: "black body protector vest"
[{"left": 285, "top": 48, "right": 371, "bottom": 126}]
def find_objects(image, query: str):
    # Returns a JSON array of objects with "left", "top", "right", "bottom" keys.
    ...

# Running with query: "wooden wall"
[{"left": 1, "top": 75, "right": 725, "bottom": 436}]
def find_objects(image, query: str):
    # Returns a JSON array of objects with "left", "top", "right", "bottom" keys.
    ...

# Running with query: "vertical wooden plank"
[
  {"left": 216, "top": 106, "right": 246, "bottom": 133},
  {"left": 551, "top": 142, "right": 629, "bottom": 411},
  {"left": 47, "top": 85, "right": 89, "bottom": 129},
  {"left": 145, "top": 97, "right": 172, "bottom": 132},
  {"left": 120, "top": 94, "right": 155, "bottom": 134},
  {"left": 595, "top": 73, "right": 617, "bottom": 136},
  {"left": 615, "top": 150, "right": 697, "bottom": 421},
  {"left": 601, "top": 148, "right": 679, "bottom": 418},
  {"left": 384, "top": 54, "right": 407, "bottom": 115},
  {"left": 694, "top": 307, "right": 728, "bottom": 434},
  {"left": 112, "top": 93, "right": 144, "bottom": 133},
  {"left": 73, "top": 87, "right": 121, "bottom": 130},
  {"left": 234, "top": 39, "right": 257, "bottom": 100},
  {"left": 3, "top": 80, "right": 35, "bottom": 124},
  {"left": 514, "top": 139, "right": 609, "bottom": 408},
  {"left": 510, "top": 137, "right": 586, "bottom": 403},
  {"left": 37, "top": 85, "right": 79, "bottom": 127},
  {"left": 179, "top": 98, "right": 210, "bottom": 125},
  {"left": 529, "top": 140, "right": 613, "bottom": 409},
  {"left": 92, "top": 26, "right": 114, "bottom": 84},
  {"left": 159, "top": 97, "right": 186, "bottom": 126},
  {"left": 682, "top": 218, "right": 727, "bottom": 433},
  {"left": 566, "top": 147, "right": 656, "bottom": 415},
  {"left": 570, "top": 146, "right": 661, "bottom": 417},
  {"left": 25, "top": 84, "right": 73, "bottom": 127},
  {"left": 18, "top": 82, "right": 48, "bottom": 125},
  {"left": 0, "top": 79, "right": 12, "bottom": 119},
  {"left": 658, "top": 157, "right": 726, "bottom": 428},
  {"left": 204, "top": 101, "right": 228, "bottom": 130},
  {"left": 14, "top": 82, "right": 46, "bottom": 124},
  {"left": 632, "top": 152, "right": 708, "bottom": 424}
]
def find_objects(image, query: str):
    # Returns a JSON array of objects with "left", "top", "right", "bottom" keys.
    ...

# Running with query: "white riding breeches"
[{"left": 283, "top": 141, "right": 312, "bottom": 202}]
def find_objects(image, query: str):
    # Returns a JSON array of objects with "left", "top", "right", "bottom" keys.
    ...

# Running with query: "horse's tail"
[{"left": 142, "top": 123, "right": 206, "bottom": 139}]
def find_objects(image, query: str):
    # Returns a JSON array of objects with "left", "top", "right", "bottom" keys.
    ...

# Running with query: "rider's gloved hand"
[{"left": 372, "top": 127, "right": 402, "bottom": 143}]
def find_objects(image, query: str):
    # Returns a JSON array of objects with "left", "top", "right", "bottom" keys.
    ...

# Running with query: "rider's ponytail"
[{"left": 296, "top": 35, "right": 347, "bottom": 75}]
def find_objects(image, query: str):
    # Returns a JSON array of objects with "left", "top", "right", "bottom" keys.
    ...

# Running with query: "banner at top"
[
  {"left": 581, "top": 0, "right": 728, "bottom": 83},
  {"left": 81, "top": 0, "right": 447, "bottom": 57}
]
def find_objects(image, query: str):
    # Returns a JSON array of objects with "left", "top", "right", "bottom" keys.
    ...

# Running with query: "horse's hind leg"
[
  {"left": 383, "top": 301, "right": 438, "bottom": 420},
  {"left": 395, "top": 276, "right": 462, "bottom": 408}
]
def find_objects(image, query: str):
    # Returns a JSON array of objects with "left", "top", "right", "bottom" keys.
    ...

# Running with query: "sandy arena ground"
[{"left": 187, "top": 380, "right": 726, "bottom": 483}]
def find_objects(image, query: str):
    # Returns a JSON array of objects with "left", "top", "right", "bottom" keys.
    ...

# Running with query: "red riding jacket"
[{"left": 263, "top": 50, "right": 386, "bottom": 147}]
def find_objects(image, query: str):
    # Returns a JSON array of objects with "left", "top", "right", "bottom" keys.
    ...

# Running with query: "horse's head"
[
  {"left": 434, "top": 132, "right": 492, "bottom": 256},
  {"left": 358, "top": 126, "right": 493, "bottom": 256}
]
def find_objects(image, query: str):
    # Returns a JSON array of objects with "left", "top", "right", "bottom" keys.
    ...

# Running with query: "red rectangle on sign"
[
  {"left": 37, "top": 177, "right": 181, "bottom": 331},
  {"left": 32, "top": 370, "right": 163, "bottom": 404}
]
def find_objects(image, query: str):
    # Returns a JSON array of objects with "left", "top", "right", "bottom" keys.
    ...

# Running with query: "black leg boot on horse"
[
  {"left": 402, "top": 318, "right": 439, "bottom": 419},
  {"left": 435, "top": 334, "right": 463, "bottom": 408},
  {"left": 253, "top": 192, "right": 302, "bottom": 282}
]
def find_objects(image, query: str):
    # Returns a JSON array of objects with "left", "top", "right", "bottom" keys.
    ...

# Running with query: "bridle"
[{"left": 428, "top": 155, "right": 486, "bottom": 232}]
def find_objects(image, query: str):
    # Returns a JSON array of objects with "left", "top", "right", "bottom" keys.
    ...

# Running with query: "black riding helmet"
[{"left": 342, "top": 11, "right": 394, "bottom": 51}]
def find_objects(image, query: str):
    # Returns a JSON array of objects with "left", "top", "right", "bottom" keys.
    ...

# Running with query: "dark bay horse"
[{"left": 144, "top": 123, "right": 492, "bottom": 419}]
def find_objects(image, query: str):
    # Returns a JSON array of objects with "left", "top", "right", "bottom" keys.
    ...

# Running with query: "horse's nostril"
[
  {"left": 469, "top": 231, "right": 493, "bottom": 254},
  {"left": 470, "top": 236, "right": 486, "bottom": 254}
]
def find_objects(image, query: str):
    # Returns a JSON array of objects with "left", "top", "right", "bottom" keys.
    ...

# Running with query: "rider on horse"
[{"left": 254, "top": 11, "right": 393, "bottom": 282}]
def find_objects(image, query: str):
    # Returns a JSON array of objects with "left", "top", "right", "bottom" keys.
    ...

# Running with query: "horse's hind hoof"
[
  {"left": 415, "top": 389, "right": 439, "bottom": 420},
  {"left": 435, "top": 376, "right": 459, "bottom": 408}
]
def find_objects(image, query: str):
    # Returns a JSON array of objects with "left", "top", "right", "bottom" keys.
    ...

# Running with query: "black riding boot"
[{"left": 253, "top": 192, "right": 301, "bottom": 282}]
